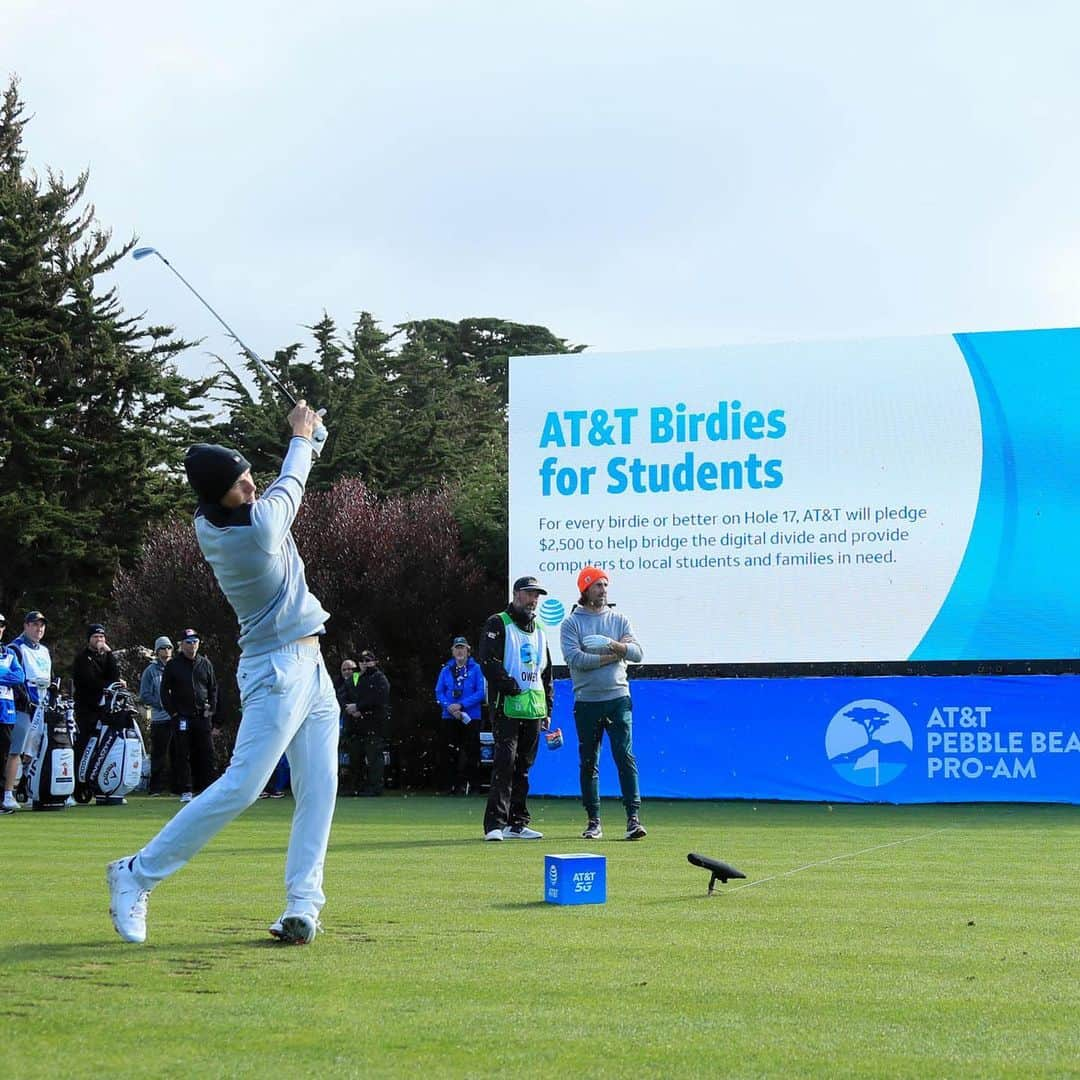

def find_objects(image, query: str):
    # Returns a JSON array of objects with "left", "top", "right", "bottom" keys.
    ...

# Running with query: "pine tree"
[{"left": 0, "top": 77, "right": 211, "bottom": 634}]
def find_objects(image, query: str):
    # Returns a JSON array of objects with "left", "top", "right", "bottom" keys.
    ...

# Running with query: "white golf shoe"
[
  {"left": 107, "top": 857, "right": 150, "bottom": 943},
  {"left": 269, "top": 912, "right": 321, "bottom": 944},
  {"left": 503, "top": 825, "right": 543, "bottom": 839},
  {"left": 483, "top": 828, "right": 505, "bottom": 841}
]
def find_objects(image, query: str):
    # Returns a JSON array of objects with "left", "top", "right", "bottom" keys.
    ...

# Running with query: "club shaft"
[{"left": 151, "top": 251, "right": 297, "bottom": 406}]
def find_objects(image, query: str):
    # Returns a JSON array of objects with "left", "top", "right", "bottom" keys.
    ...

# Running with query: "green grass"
[{"left": 4, "top": 796, "right": 1078, "bottom": 1078}]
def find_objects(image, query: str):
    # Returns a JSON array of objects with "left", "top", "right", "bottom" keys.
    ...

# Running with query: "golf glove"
[
  {"left": 308, "top": 425, "right": 327, "bottom": 457},
  {"left": 581, "top": 634, "right": 616, "bottom": 654}
]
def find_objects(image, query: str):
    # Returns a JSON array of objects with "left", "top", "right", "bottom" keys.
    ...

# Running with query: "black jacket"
[
  {"left": 479, "top": 604, "right": 554, "bottom": 717},
  {"left": 160, "top": 653, "right": 218, "bottom": 723},
  {"left": 344, "top": 667, "right": 391, "bottom": 737},
  {"left": 71, "top": 647, "right": 122, "bottom": 723}
]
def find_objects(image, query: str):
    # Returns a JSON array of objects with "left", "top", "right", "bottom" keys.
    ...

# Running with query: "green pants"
[{"left": 574, "top": 695, "right": 640, "bottom": 820}]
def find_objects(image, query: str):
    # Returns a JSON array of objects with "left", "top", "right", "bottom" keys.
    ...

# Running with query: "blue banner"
[{"left": 531, "top": 675, "right": 1080, "bottom": 803}]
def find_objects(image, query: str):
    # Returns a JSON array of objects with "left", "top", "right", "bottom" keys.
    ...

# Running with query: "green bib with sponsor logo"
[{"left": 499, "top": 612, "right": 548, "bottom": 719}]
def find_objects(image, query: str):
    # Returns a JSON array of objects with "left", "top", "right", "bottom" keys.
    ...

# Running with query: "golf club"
[{"left": 132, "top": 246, "right": 326, "bottom": 440}]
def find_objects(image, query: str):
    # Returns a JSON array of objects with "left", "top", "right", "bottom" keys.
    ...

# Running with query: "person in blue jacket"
[
  {"left": 0, "top": 615, "right": 27, "bottom": 814},
  {"left": 434, "top": 636, "right": 486, "bottom": 795}
]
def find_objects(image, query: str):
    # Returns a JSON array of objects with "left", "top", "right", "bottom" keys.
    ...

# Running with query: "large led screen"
[{"left": 508, "top": 328, "right": 1079, "bottom": 665}]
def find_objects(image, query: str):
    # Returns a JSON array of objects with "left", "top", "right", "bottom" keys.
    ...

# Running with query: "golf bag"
[
  {"left": 78, "top": 682, "right": 146, "bottom": 800},
  {"left": 23, "top": 681, "right": 76, "bottom": 811}
]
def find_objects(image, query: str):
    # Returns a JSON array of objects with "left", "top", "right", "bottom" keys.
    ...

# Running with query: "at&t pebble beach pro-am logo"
[
  {"left": 825, "top": 699, "right": 914, "bottom": 788},
  {"left": 538, "top": 598, "right": 565, "bottom": 627}
]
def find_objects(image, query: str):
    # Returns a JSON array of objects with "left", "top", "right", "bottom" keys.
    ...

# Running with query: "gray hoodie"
[{"left": 560, "top": 605, "right": 643, "bottom": 702}]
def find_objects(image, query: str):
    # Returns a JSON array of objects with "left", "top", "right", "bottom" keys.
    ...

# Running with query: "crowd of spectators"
[{"left": 3, "top": 564, "right": 647, "bottom": 843}]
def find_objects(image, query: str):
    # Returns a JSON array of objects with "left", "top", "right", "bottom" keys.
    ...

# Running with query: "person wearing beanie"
[
  {"left": 560, "top": 566, "right": 647, "bottom": 841},
  {"left": 107, "top": 400, "right": 338, "bottom": 947},
  {"left": 138, "top": 637, "right": 176, "bottom": 796},
  {"left": 71, "top": 623, "right": 123, "bottom": 794}
]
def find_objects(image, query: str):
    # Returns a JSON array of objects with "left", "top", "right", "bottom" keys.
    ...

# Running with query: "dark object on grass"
[{"left": 687, "top": 853, "right": 746, "bottom": 895}]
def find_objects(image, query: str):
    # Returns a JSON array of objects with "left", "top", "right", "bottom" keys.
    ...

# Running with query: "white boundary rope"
[{"left": 724, "top": 827, "right": 954, "bottom": 893}]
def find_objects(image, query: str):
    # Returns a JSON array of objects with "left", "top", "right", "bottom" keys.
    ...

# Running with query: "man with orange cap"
[{"left": 560, "top": 566, "right": 646, "bottom": 841}]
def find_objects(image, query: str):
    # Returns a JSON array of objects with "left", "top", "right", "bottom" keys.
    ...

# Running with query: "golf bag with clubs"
[
  {"left": 78, "top": 681, "right": 146, "bottom": 803},
  {"left": 23, "top": 679, "right": 77, "bottom": 811}
]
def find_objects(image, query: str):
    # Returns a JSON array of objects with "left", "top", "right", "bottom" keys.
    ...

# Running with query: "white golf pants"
[{"left": 133, "top": 640, "right": 339, "bottom": 917}]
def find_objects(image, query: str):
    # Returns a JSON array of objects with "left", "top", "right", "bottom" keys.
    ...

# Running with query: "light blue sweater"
[
  {"left": 560, "top": 606, "right": 643, "bottom": 703},
  {"left": 194, "top": 437, "right": 329, "bottom": 657}
]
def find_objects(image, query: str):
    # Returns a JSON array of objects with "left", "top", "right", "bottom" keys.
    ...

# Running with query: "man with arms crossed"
[
  {"left": 107, "top": 401, "right": 339, "bottom": 945},
  {"left": 560, "top": 566, "right": 646, "bottom": 841}
]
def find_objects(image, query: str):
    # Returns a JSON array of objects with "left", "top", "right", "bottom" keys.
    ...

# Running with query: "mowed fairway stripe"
[{"left": 725, "top": 826, "right": 954, "bottom": 892}]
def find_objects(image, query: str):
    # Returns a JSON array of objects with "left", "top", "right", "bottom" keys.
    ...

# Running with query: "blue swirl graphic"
[
  {"left": 913, "top": 328, "right": 1080, "bottom": 660},
  {"left": 538, "top": 598, "right": 566, "bottom": 627}
]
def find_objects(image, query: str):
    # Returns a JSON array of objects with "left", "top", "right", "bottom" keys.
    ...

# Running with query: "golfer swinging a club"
[{"left": 108, "top": 401, "right": 340, "bottom": 945}]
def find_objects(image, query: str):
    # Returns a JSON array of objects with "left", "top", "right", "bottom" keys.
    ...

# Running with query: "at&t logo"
[
  {"left": 538, "top": 598, "right": 565, "bottom": 627},
  {"left": 826, "top": 699, "right": 913, "bottom": 788}
]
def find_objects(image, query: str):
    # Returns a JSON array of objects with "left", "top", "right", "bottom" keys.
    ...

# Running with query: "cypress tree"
[{"left": 0, "top": 77, "right": 212, "bottom": 632}]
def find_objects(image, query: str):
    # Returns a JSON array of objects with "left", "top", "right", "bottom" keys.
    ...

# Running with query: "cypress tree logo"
[{"left": 825, "top": 699, "right": 913, "bottom": 788}]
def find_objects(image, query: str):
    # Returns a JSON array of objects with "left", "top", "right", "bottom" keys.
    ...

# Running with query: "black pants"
[
  {"left": 148, "top": 722, "right": 174, "bottom": 794},
  {"left": 442, "top": 716, "right": 481, "bottom": 793},
  {"left": 172, "top": 713, "right": 216, "bottom": 794},
  {"left": 73, "top": 715, "right": 96, "bottom": 797},
  {"left": 483, "top": 712, "right": 540, "bottom": 832},
  {"left": 345, "top": 716, "right": 385, "bottom": 794}
]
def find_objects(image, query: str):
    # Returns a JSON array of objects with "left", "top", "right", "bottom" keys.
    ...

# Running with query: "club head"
[{"left": 132, "top": 247, "right": 158, "bottom": 260}]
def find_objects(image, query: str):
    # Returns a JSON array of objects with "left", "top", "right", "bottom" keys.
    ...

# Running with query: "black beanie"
[
  {"left": 87, "top": 623, "right": 106, "bottom": 640},
  {"left": 184, "top": 444, "right": 251, "bottom": 503}
]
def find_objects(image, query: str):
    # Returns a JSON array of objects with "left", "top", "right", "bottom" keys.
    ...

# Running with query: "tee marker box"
[{"left": 544, "top": 853, "right": 606, "bottom": 905}]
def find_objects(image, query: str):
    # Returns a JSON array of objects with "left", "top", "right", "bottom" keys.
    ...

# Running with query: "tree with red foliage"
[{"left": 109, "top": 478, "right": 494, "bottom": 787}]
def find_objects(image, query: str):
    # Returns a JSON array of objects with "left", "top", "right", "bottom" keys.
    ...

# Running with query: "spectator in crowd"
[
  {"left": 560, "top": 566, "right": 646, "bottom": 841},
  {"left": 479, "top": 577, "right": 553, "bottom": 841},
  {"left": 139, "top": 636, "right": 175, "bottom": 797},
  {"left": 0, "top": 614, "right": 26, "bottom": 814},
  {"left": 72, "top": 623, "right": 124, "bottom": 795},
  {"left": 434, "top": 636, "right": 486, "bottom": 795},
  {"left": 343, "top": 650, "right": 390, "bottom": 796},
  {"left": 334, "top": 658, "right": 357, "bottom": 788},
  {"left": 3, "top": 611, "right": 51, "bottom": 812},
  {"left": 335, "top": 659, "right": 357, "bottom": 707},
  {"left": 259, "top": 755, "right": 290, "bottom": 799},
  {"left": 160, "top": 628, "right": 219, "bottom": 803}
]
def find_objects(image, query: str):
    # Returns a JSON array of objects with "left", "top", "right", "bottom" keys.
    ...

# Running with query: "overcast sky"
[{"left": 7, "top": 1, "right": 1080, "bottom": 382}]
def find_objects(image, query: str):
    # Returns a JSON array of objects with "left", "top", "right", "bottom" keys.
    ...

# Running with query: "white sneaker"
[
  {"left": 269, "top": 912, "right": 320, "bottom": 944},
  {"left": 107, "top": 857, "right": 150, "bottom": 943},
  {"left": 2, "top": 794, "right": 19, "bottom": 812},
  {"left": 179, "top": 791, "right": 193, "bottom": 803},
  {"left": 484, "top": 828, "right": 505, "bottom": 841},
  {"left": 503, "top": 825, "right": 543, "bottom": 839},
  {"left": 65, "top": 796, "right": 76, "bottom": 806}
]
